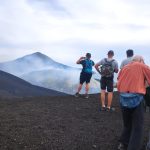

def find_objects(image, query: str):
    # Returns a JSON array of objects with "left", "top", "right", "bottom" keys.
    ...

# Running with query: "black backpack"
[
  {"left": 100, "top": 58, "right": 115, "bottom": 77},
  {"left": 144, "top": 86, "right": 150, "bottom": 107}
]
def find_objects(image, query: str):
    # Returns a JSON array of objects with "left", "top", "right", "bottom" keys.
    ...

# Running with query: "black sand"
[{"left": 0, "top": 93, "right": 149, "bottom": 150}]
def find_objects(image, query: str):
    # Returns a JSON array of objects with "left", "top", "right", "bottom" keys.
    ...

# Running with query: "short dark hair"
[
  {"left": 108, "top": 50, "right": 114, "bottom": 56},
  {"left": 126, "top": 49, "right": 134, "bottom": 57},
  {"left": 86, "top": 53, "right": 91, "bottom": 58}
]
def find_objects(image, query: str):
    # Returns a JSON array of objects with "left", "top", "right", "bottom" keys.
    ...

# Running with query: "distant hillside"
[
  {"left": 0, "top": 52, "right": 100, "bottom": 94},
  {"left": 0, "top": 70, "right": 66, "bottom": 97},
  {"left": 0, "top": 52, "right": 71, "bottom": 76}
]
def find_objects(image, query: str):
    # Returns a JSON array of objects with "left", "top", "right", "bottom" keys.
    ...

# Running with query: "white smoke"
[{"left": 0, "top": 52, "right": 100, "bottom": 94}]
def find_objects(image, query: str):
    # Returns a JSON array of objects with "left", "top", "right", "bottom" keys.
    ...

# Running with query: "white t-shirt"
[{"left": 120, "top": 57, "right": 133, "bottom": 69}]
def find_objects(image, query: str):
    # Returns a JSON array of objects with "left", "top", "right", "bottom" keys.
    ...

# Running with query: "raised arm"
[{"left": 76, "top": 57, "right": 85, "bottom": 64}]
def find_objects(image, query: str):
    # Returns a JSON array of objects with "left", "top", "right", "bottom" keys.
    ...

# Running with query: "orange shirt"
[{"left": 117, "top": 62, "right": 150, "bottom": 94}]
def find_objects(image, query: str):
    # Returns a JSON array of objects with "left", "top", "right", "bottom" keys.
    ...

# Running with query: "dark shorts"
[
  {"left": 100, "top": 76, "right": 113, "bottom": 92},
  {"left": 80, "top": 72, "right": 92, "bottom": 84}
]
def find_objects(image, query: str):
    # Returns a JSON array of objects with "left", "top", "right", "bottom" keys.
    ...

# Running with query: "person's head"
[
  {"left": 86, "top": 53, "right": 91, "bottom": 59},
  {"left": 126, "top": 49, "right": 134, "bottom": 57},
  {"left": 132, "top": 55, "right": 145, "bottom": 64},
  {"left": 107, "top": 50, "right": 114, "bottom": 58}
]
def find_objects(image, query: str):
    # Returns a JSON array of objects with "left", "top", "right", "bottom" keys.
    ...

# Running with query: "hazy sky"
[{"left": 0, "top": 0, "right": 150, "bottom": 66}]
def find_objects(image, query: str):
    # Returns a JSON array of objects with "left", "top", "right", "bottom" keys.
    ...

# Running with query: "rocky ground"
[{"left": 0, "top": 92, "right": 149, "bottom": 150}]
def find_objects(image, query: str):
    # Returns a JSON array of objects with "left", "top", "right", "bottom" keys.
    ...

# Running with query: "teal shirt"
[{"left": 80, "top": 59, "right": 95, "bottom": 74}]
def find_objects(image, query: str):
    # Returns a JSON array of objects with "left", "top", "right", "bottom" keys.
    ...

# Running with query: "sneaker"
[
  {"left": 106, "top": 107, "right": 115, "bottom": 112},
  {"left": 99, "top": 107, "right": 106, "bottom": 111},
  {"left": 85, "top": 94, "right": 89, "bottom": 99},
  {"left": 74, "top": 92, "right": 79, "bottom": 97},
  {"left": 117, "top": 143, "right": 127, "bottom": 150}
]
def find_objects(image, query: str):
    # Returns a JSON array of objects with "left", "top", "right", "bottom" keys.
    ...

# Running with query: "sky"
[{"left": 0, "top": 0, "right": 150, "bottom": 67}]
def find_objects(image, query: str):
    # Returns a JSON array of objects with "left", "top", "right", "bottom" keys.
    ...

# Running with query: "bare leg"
[
  {"left": 85, "top": 83, "right": 90, "bottom": 94},
  {"left": 107, "top": 92, "right": 113, "bottom": 108},
  {"left": 101, "top": 90, "right": 106, "bottom": 107},
  {"left": 77, "top": 84, "right": 82, "bottom": 93}
]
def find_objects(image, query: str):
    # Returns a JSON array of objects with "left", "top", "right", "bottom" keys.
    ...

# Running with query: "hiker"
[
  {"left": 120, "top": 49, "right": 134, "bottom": 69},
  {"left": 117, "top": 55, "right": 150, "bottom": 150},
  {"left": 95, "top": 50, "right": 118, "bottom": 111},
  {"left": 75, "top": 53, "right": 95, "bottom": 98}
]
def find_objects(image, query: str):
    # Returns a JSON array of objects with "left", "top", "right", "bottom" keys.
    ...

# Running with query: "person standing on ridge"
[
  {"left": 95, "top": 50, "right": 118, "bottom": 111},
  {"left": 117, "top": 55, "right": 150, "bottom": 150},
  {"left": 120, "top": 49, "right": 134, "bottom": 69},
  {"left": 75, "top": 53, "right": 95, "bottom": 98}
]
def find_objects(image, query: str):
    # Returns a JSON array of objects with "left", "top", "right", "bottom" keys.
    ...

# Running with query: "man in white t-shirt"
[
  {"left": 95, "top": 50, "right": 118, "bottom": 111},
  {"left": 120, "top": 49, "right": 134, "bottom": 69}
]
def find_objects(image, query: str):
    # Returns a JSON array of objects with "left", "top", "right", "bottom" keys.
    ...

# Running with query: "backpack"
[
  {"left": 100, "top": 58, "right": 115, "bottom": 77},
  {"left": 83, "top": 59, "right": 93, "bottom": 73},
  {"left": 144, "top": 86, "right": 150, "bottom": 107}
]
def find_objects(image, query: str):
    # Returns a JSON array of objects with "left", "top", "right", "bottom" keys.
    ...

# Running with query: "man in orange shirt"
[{"left": 117, "top": 55, "right": 150, "bottom": 150}]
